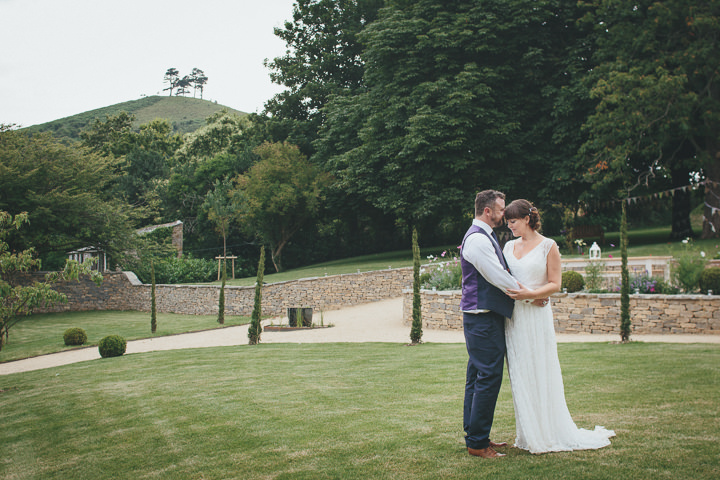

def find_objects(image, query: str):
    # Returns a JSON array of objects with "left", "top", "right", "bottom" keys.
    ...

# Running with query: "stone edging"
[{"left": 401, "top": 289, "right": 720, "bottom": 335}]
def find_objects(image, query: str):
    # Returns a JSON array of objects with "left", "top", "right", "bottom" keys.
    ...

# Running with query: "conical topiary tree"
[
  {"left": 620, "top": 199, "right": 631, "bottom": 342},
  {"left": 410, "top": 228, "right": 423, "bottom": 344},
  {"left": 151, "top": 260, "right": 157, "bottom": 333},
  {"left": 248, "top": 246, "right": 265, "bottom": 345},
  {"left": 218, "top": 260, "right": 226, "bottom": 324}
]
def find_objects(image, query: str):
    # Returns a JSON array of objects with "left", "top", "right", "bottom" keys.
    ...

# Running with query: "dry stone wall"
[
  {"left": 402, "top": 290, "right": 720, "bottom": 335},
  {"left": 30, "top": 268, "right": 413, "bottom": 317}
]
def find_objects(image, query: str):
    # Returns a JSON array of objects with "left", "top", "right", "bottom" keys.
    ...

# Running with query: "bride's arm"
[
  {"left": 506, "top": 243, "right": 562, "bottom": 300},
  {"left": 544, "top": 243, "right": 562, "bottom": 294}
]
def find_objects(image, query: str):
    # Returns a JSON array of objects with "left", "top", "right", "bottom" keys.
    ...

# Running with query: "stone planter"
[
  {"left": 287, "top": 307, "right": 313, "bottom": 327},
  {"left": 402, "top": 289, "right": 720, "bottom": 335},
  {"left": 264, "top": 325, "right": 332, "bottom": 332}
]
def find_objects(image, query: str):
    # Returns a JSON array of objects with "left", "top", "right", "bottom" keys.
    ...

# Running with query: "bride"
[{"left": 502, "top": 199, "right": 615, "bottom": 454}]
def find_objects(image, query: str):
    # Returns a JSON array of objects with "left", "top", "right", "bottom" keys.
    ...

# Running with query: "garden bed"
[{"left": 263, "top": 325, "right": 333, "bottom": 332}]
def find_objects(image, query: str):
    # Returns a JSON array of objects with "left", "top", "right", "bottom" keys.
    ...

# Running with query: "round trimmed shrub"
[
  {"left": 699, "top": 267, "right": 720, "bottom": 294},
  {"left": 562, "top": 270, "right": 585, "bottom": 293},
  {"left": 98, "top": 335, "right": 127, "bottom": 358},
  {"left": 63, "top": 327, "right": 87, "bottom": 346}
]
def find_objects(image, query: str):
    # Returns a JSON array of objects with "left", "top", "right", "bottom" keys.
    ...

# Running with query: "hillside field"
[{"left": 22, "top": 96, "right": 246, "bottom": 139}]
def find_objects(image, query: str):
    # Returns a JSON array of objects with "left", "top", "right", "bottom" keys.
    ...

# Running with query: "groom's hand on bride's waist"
[{"left": 530, "top": 298, "right": 549, "bottom": 307}]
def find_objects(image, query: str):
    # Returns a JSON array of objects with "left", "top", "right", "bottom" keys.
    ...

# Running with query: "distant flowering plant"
[
  {"left": 574, "top": 238, "right": 587, "bottom": 254},
  {"left": 612, "top": 269, "right": 676, "bottom": 294},
  {"left": 420, "top": 249, "right": 463, "bottom": 291},
  {"left": 629, "top": 270, "right": 659, "bottom": 293},
  {"left": 672, "top": 238, "right": 709, "bottom": 293}
]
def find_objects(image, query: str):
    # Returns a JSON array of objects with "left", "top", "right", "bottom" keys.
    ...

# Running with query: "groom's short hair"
[{"left": 475, "top": 190, "right": 505, "bottom": 217}]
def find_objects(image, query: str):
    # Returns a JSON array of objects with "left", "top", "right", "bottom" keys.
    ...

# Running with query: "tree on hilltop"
[
  {"left": 175, "top": 75, "right": 192, "bottom": 97},
  {"left": 162, "top": 68, "right": 208, "bottom": 98},
  {"left": 191, "top": 68, "right": 208, "bottom": 99},
  {"left": 163, "top": 68, "right": 180, "bottom": 96}
]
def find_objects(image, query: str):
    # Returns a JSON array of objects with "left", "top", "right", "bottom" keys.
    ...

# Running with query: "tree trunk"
[
  {"left": 270, "top": 245, "right": 283, "bottom": 273},
  {"left": 670, "top": 164, "right": 693, "bottom": 240},
  {"left": 702, "top": 147, "right": 720, "bottom": 239}
]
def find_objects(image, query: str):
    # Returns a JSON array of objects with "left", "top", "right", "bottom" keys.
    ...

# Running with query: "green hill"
[{"left": 22, "top": 96, "right": 247, "bottom": 141}]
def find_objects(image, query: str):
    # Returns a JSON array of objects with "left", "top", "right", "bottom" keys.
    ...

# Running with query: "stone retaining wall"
[
  {"left": 23, "top": 268, "right": 720, "bottom": 335},
  {"left": 402, "top": 290, "right": 720, "bottom": 335},
  {"left": 30, "top": 268, "right": 413, "bottom": 317}
]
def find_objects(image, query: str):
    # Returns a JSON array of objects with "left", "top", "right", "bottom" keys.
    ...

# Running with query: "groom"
[{"left": 459, "top": 190, "right": 518, "bottom": 458}]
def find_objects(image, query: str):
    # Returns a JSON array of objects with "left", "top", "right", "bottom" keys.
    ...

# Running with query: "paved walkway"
[{"left": 1, "top": 297, "right": 717, "bottom": 375}]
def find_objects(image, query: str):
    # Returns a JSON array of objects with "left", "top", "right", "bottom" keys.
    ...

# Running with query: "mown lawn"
[
  {"left": 0, "top": 311, "right": 250, "bottom": 363},
  {"left": 1, "top": 342, "right": 718, "bottom": 479}
]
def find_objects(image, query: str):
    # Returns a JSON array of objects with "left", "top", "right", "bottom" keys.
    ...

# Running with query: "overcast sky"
[{"left": 0, "top": 0, "right": 296, "bottom": 128}]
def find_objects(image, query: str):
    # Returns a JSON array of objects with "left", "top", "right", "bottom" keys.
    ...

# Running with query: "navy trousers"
[{"left": 463, "top": 311, "right": 507, "bottom": 449}]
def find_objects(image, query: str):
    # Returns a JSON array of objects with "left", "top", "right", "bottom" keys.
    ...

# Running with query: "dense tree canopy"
[
  {"left": 314, "top": 0, "right": 593, "bottom": 236},
  {"left": 0, "top": 126, "right": 135, "bottom": 267},
  {"left": 580, "top": 0, "right": 720, "bottom": 238},
  {"left": 161, "top": 110, "right": 256, "bottom": 254},
  {"left": 81, "top": 114, "right": 183, "bottom": 226},
  {"left": 232, "top": 142, "right": 331, "bottom": 272},
  {"left": 261, "top": 0, "right": 383, "bottom": 154}
]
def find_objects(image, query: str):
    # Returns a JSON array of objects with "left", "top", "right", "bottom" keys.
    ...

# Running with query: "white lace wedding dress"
[{"left": 504, "top": 237, "right": 615, "bottom": 454}]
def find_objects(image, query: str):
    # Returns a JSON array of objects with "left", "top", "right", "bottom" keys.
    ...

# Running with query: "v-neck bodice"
[{"left": 503, "top": 237, "right": 555, "bottom": 290}]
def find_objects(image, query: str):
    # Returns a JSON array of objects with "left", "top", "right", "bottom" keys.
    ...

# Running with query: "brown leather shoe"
[
  {"left": 489, "top": 441, "right": 508, "bottom": 448},
  {"left": 468, "top": 446, "right": 506, "bottom": 458}
]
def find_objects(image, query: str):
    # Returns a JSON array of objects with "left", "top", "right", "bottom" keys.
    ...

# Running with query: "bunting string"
[
  {"left": 593, "top": 180, "right": 720, "bottom": 210},
  {"left": 589, "top": 180, "right": 720, "bottom": 233}
]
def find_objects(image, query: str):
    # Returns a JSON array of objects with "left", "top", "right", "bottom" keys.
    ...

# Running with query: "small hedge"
[
  {"left": 562, "top": 270, "right": 585, "bottom": 293},
  {"left": 699, "top": 267, "right": 720, "bottom": 294},
  {"left": 98, "top": 335, "right": 127, "bottom": 358},
  {"left": 63, "top": 327, "right": 87, "bottom": 346}
]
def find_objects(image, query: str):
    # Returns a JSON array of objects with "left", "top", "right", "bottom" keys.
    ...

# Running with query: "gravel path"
[{"left": 1, "top": 297, "right": 717, "bottom": 375}]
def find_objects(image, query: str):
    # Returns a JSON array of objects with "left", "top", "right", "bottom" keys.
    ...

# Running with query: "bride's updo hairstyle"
[{"left": 504, "top": 199, "right": 542, "bottom": 231}]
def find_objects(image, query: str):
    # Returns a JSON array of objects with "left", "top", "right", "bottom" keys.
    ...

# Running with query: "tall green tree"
[
  {"left": 580, "top": 0, "right": 720, "bottom": 238},
  {"left": 232, "top": 142, "right": 331, "bottom": 272},
  {"left": 619, "top": 200, "right": 630, "bottom": 342},
  {"left": 80, "top": 115, "right": 183, "bottom": 225},
  {"left": 162, "top": 111, "right": 254, "bottom": 251},
  {"left": 79, "top": 111, "right": 134, "bottom": 157},
  {"left": 151, "top": 260, "right": 157, "bottom": 333},
  {"left": 202, "top": 178, "right": 240, "bottom": 258},
  {"left": 163, "top": 68, "right": 180, "bottom": 96},
  {"left": 190, "top": 68, "right": 208, "bottom": 99},
  {"left": 262, "top": 0, "right": 383, "bottom": 154},
  {"left": 218, "top": 260, "right": 226, "bottom": 325},
  {"left": 315, "top": 0, "right": 594, "bottom": 233},
  {"left": 410, "top": 227, "right": 422, "bottom": 344},
  {"left": 175, "top": 76, "right": 192, "bottom": 97},
  {"left": 247, "top": 246, "right": 265, "bottom": 345},
  {"left": 0, "top": 126, "right": 135, "bottom": 267},
  {"left": 0, "top": 211, "right": 102, "bottom": 351}
]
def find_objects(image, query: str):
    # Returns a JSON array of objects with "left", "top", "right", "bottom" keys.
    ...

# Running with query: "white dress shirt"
[{"left": 461, "top": 219, "right": 519, "bottom": 313}]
